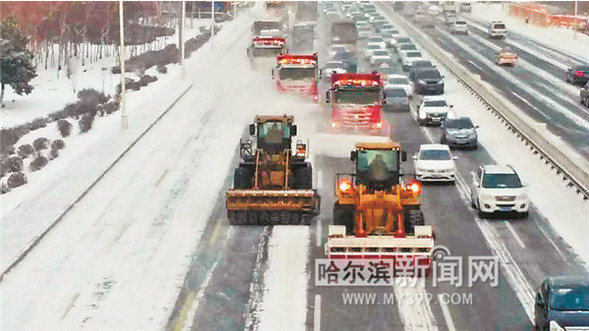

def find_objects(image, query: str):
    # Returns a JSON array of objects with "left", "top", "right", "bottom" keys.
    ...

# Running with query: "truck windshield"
[
  {"left": 254, "top": 22, "right": 282, "bottom": 35},
  {"left": 279, "top": 67, "right": 316, "bottom": 80},
  {"left": 258, "top": 122, "right": 289, "bottom": 144},
  {"left": 331, "top": 23, "right": 356, "bottom": 43},
  {"left": 358, "top": 150, "right": 398, "bottom": 181},
  {"left": 550, "top": 287, "right": 589, "bottom": 311},
  {"left": 252, "top": 47, "right": 283, "bottom": 57},
  {"left": 335, "top": 89, "right": 380, "bottom": 104}
]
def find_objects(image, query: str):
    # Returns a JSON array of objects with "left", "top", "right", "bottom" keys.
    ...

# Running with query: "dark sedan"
[
  {"left": 410, "top": 68, "right": 444, "bottom": 95},
  {"left": 534, "top": 276, "right": 589, "bottom": 331},
  {"left": 441, "top": 117, "right": 478, "bottom": 149},
  {"left": 566, "top": 64, "right": 589, "bottom": 85}
]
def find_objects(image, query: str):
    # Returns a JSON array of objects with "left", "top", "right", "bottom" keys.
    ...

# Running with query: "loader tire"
[
  {"left": 234, "top": 166, "right": 252, "bottom": 189},
  {"left": 294, "top": 163, "right": 313, "bottom": 189},
  {"left": 333, "top": 203, "right": 355, "bottom": 234},
  {"left": 404, "top": 209, "right": 425, "bottom": 236}
]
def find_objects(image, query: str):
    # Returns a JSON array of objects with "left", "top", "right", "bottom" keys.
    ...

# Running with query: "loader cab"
[
  {"left": 351, "top": 142, "right": 407, "bottom": 190},
  {"left": 250, "top": 116, "right": 297, "bottom": 155}
]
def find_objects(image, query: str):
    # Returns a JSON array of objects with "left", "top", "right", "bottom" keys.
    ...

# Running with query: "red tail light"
[{"left": 574, "top": 70, "right": 584, "bottom": 78}]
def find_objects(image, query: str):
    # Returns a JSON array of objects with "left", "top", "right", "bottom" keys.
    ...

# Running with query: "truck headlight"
[{"left": 549, "top": 321, "right": 565, "bottom": 331}]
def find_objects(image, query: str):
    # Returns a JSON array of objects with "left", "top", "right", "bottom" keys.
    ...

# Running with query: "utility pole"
[
  {"left": 119, "top": 0, "right": 128, "bottom": 130},
  {"left": 574, "top": 0, "right": 578, "bottom": 39},
  {"left": 179, "top": 0, "right": 186, "bottom": 78},
  {"left": 211, "top": 1, "right": 215, "bottom": 47}
]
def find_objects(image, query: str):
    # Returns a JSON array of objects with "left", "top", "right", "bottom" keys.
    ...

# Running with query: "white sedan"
[
  {"left": 413, "top": 144, "right": 457, "bottom": 182},
  {"left": 369, "top": 50, "right": 392, "bottom": 66},
  {"left": 363, "top": 42, "right": 384, "bottom": 59},
  {"left": 386, "top": 74, "right": 413, "bottom": 98}
]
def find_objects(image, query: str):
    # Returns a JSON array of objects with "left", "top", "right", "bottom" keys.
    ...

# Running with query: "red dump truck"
[
  {"left": 273, "top": 53, "right": 318, "bottom": 102},
  {"left": 325, "top": 73, "right": 387, "bottom": 135}
]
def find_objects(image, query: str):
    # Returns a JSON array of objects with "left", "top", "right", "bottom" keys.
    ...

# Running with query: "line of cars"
[
  {"left": 367, "top": 3, "right": 532, "bottom": 219},
  {"left": 322, "top": 5, "right": 589, "bottom": 329}
]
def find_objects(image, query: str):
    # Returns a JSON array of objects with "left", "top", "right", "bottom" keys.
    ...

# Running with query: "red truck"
[
  {"left": 273, "top": 53, "right": 319, "bottom": 102},
  {"left": 325, "top": 73, "right": 387, "bottom": 135},
  {"left": 247, "top": 37, "right": 287, "bottom": 70}
]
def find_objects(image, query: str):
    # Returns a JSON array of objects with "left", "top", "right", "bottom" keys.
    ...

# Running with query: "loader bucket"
[
  {"left": 226, "top": 189, "right": 319, "bottom": 225},
  {"left": 325, "top": 225, "right": 435, "bottom": 276}
]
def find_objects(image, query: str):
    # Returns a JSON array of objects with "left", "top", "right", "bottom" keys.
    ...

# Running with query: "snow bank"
[{"left": 257, "top": 226, "right": 310, "bottom": 331}]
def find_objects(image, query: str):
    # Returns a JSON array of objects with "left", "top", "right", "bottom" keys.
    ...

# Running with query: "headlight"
[
  {"left": 437, "top": 80, "right": 444, "bottom": 85},
  {"left": 416, "top": 167, "right": 425, "bottom": 172},
  {"left": 470, "top": 131, "right": 478, "bottom": 138},
  {"left": 549, "top": 321, "right": 565, "bottom": 331},
  {"left": 517, "top": 192, "right": 528, "bottom": 200},
  {"left": 418, "top": 80, "right": 427, "bottom": 85},
  {"left": 447, "top": 112, "right": 455, "bottom": 119},
  {"left": 419, "top": 111, "right": 426, "bottom": 119}
]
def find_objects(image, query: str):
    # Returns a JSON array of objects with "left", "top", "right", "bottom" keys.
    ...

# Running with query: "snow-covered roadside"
[
  {"left": 1, "top": 4, "right": 322, "bottom": 330},
  {"left": 257, "top": 226, "right": 310, "bottom": 331},
  {"left": 469, "top": 2, "right": 589, "bottom": 63},
  {"left": 1, "top": 62, "right": 191, "bottom": 275},
  {"left": 1, "top": 21, "right": 210, "bottom": 128}
]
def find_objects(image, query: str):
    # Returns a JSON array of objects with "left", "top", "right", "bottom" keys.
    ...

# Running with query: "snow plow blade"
[
  {"left": 325, "top": 225, "right": 435, "bottom": 275},
  {"left": 226, "top": 189, "right": 320, "bottom": 225}
]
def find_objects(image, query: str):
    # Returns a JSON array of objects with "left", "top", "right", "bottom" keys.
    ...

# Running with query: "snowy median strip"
[{"left": 257, "top": 226, "right": 310, "bottom": 331}]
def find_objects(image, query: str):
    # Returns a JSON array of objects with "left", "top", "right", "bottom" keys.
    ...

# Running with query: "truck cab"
[
  {"left": 248, "top": 37, "right": 287, "bottom": 70},
  {"left": 273, "top": 54, "right": 319, "bottom": 102},
  {"left": 326, "top": 73, "right": 386, "bottom": 134}
]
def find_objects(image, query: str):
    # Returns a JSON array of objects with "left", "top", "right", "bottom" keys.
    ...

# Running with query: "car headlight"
[
  {"left": 470, "top": 131, "right": 478, "bottom": 138},
  {"left": 517, "top": 192, "right": 528, "bottom": 200},
  {"left": 549, "top": 320, "right": 565, "bottom": 331},
  {"left": 437, "top": 80, "right": 444, "bottom": 85},
  {"left": 447, "top": 112, "right": 455, "bottom": 119},
  {"left": 418, "top": 80, "right": 427, "bottom": 85},
  {"left": 419, "top": 111, "right": 426, "bottom": 119},
  {"left": 416, "top": 167, "right": 425, "bottom": 172}
]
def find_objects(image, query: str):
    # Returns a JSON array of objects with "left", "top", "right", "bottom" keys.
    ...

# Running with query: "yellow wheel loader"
[
  {"left": 326, "top": 141, "right": 435, "bottom": 275},
  {"left": 226, "top": 115, "right": 320, "bottom": 225}
]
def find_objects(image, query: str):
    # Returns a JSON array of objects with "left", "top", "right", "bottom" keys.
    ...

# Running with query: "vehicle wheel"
[
  {"left": 333, "top": 203, "right": 355, "bottom": 234},
  {"left": 293, "top": 163, "right": 313, "bottom": 189},
  {"left": 440, "top": 136, "right": 447, "bottom": 144},
  {"left": 234, "top": 166, "right": 253, "bottom": 189},
  {"left": 404, "top": 209, "right": 425, "bottom": 236},
  {"left": 472, "top": 144, "right": 478, "bottom": 150}
]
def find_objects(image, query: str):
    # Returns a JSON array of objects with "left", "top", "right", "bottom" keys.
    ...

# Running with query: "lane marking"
[
  {"left": 511, "top": 92, "right": 551, "bottom": 120},
  {"left": 466, "top": 59, "right": 485, "bottom": 72},
  {"left": 313, "top": 294, "right": 321, "bottom": 331},
  {"left": 437, "top": 294, "right": 457, "bottom": 331},
  {"left": 535, "top": 222, "right": 571, "bottom": 265},
  {"left": 244, "top": 226, "right": 271, "bottom": 331},
  {"left": 173, "top": 226, "right": 234, "bottom": 331},
  {"left": 394, "top": 279, "right": 438, "bottom": 331},
  {"left": 504, "top": 221, "right": 527, "bottom": 249},
  {"left": 316, "top": 217, "right": 322, "bottom": 247}
]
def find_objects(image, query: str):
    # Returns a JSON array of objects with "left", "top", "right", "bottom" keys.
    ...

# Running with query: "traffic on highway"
[{"left": 1, "top": 1, "right": 588, "bottom": 331}]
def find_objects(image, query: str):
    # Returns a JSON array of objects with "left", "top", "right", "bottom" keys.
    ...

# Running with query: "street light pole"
[
  {"left": 180, "top": 0, "right": 186, "bottom": 78},
  {"left": 119, "top": 0, "right": 128, "bottom": 130},
  {"left": 211, "top": 1, "right": 215, "bottom": 47},
  {"left": 574, "top": 0, "right": 578, "bottom": 39}
]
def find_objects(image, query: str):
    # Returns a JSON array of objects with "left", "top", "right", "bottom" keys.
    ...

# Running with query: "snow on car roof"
[
  {"left": 423, "top": 95, "right": 446, "bottom": 101},
  {"left": 484, "top": 165, "right": 516, "bottom": 174},
  {"left": 420, "top": 144, "right": 450, "bottom": 151}
]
